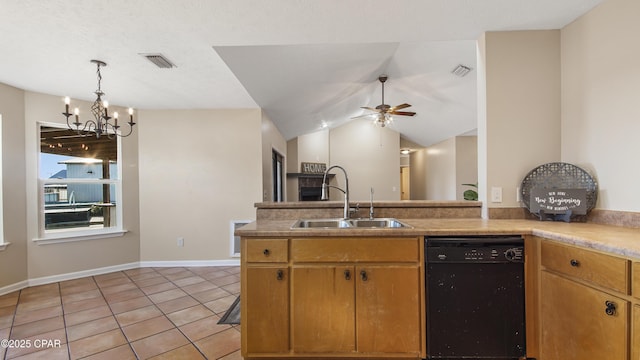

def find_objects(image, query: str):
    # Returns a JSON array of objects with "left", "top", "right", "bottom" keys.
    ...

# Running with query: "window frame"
[{"left": 33, "top": 122, "right": 126, "bottom": 244}]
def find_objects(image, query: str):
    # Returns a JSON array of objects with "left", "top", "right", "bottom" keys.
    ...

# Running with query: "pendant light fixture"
[{"left": 62, "top": 60, "right": 136, "bottom": 139}]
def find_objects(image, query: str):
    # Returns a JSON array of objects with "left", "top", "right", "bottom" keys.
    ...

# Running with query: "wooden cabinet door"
[
  {"left": 540, "top": 271, "right": 629, "bottom": 360},
  {"left": 356, "top": 265, "right": 421, "bottom": 354},
  {"left": 245, "top": 267, "right": 289, "bottom": 354},
  {"left": 291, "top": 265, "right": 355, "bottom": 353},
  {"left": 633, "top": 305, "right": 640, "bottom": 360}
]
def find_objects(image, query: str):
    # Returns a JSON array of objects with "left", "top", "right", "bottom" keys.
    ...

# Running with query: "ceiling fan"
[{"left": 354, "top": 74, "right": 416, "bottom": 127}]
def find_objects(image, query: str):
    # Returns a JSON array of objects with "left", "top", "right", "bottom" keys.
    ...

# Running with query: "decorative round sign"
[{"left": 520, "top": 162, "right": 598, "bottom": 214}]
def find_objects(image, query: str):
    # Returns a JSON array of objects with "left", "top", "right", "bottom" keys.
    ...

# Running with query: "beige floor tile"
[
  {"left": 148, "top": 344, "right": 206, "bottom": 360},
  {"left": 194, "top": 328, "right": 241, "bottom": 360},
  {"left": 179, "top": 315, "right": 231, "bottom": 342},
  {"left": 218, "top": 349, "right": 243, "bottom": 360},
  {"left": 61, "top": 289, "right": 103, "bottom": 305},
  {"left": 66, "top": 315, "right": 119, "bottom": 342},
  {"left": 10, "top": 316, "right": 65, "bottom": 339},
  {"left": 180, "top": 281, "right": 218, "bottom": 295},
  {"left": 0, "top": 292, "right": 20, "bottom": 308},
  {"left": 115, "top": 305, "right": 163, "bottom": 327},
  {"left": 203, "top": 295, "right": 237, "bottom": 315},
  {"left": 147, "top": 289, "right": 187, "bottom": 304},
  {"left": 5, "top": 328, "right": 66, "bottom": 359},
  {"left": 121, "top": 315, "right": 175, "bottom": 342},
  {"left": 68, "top": 328, "right": 127, "bottom": 359},
  {"left": 109, "top": 296, "right": 153, "bottom": 314},
  {"left": 64, "top": 305, "right": 112, "bottom": 327},
  {"left": 7, "top": 343, "right": 69, "bottom": 360},
  {"left": 190, "top": 288, "right": 231, "bottom": 303},
  {"left": 172, "top": 276, "right": 205, "bottom": 287},
  {"left": 13, "top": 305, "right": 62, "bottom": 326},
  {"left": 209, "top": 275, "right": 240, "bottom": 287},
  {"left": 130, "top": 328, "right": 190, "bottom": 359},
  {"left": 156, "top": 296, "right": 199, "bottom": 314},
  {"left": 99, "top": 282, "right": 137, "bottom": 295},
  {"left": 80, "top": 344, "right": 137, "bottom": 360},
  {"left": 128, "top": 271, "right": 163, "bottom": 282},
  {"left": 140, "top": 282, "right": 177, "bottom": 295},
  {"left": 103, "top": 288, "right": 145, "bottom": 304},
  {"left": 166, "top": 305, "right": 214, "bottom": 327},
  {"left": 62, "top": 297, "right": 107, "bottom": 314}
]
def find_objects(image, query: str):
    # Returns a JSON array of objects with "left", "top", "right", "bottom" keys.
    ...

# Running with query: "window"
[{"left": 37, "top": 124, "right": 124, "bottom": 241}]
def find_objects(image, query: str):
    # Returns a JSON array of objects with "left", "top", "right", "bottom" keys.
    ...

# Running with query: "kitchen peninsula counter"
[{"left": 236, "top": 218, "right": 640, "bottom": 259}]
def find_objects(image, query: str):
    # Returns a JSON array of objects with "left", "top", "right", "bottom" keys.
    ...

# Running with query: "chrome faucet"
[
  {"left": 320, "top": 165, "right": 351, "bottom": 219},
  {"left": 369, "top": 187, "right": 374, "bottom": 219}
]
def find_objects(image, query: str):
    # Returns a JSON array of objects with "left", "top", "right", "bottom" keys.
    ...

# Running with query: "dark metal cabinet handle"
[
  {"left": 263, "top": 249, "right": 270, "bottom": 256},
  {"left": 605, "top": 301, "right": 616, "bottom": 316},
  {"left": 570, "top": 259, "right": 580, "bottom": 267},
  {"left": 276, "top": 269, "right": 284, "bottom": 281},
  {"left": 360, "top": 270, "right": 368, "bottom": 282},
  {"left": 344, "top": 269, "right": 351, "bottom": 280}
]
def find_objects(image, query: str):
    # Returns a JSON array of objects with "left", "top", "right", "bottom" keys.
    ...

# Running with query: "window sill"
[
  {"left": 0, "top": 242, "right": 11, "bottom": 251},
  {"left": 33, "top": 229, "right": 128, "bottom": 245}
]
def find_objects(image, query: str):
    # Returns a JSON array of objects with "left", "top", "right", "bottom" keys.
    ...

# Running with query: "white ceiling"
[{"left": 0, "top": 0, "right": 602, "bottom": 147}]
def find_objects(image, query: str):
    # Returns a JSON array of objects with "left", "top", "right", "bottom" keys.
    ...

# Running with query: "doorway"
[
  {"left": 400, "top": 166, "right": 410, "bottom": 200},
  {"left": 272, "top": 149, "right": 284, "bottom": 202}
]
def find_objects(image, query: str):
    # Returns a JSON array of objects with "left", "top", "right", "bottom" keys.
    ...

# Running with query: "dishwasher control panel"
[{"left": 426, "top": 236, "right": 524, "bottom": 263}]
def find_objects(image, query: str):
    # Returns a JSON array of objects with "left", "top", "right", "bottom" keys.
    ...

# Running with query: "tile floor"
[{"left": 0, "top": 266, "right": 242, "bottom": 359}]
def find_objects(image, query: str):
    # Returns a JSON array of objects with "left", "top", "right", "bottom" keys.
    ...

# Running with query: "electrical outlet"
[
  {"left": 177, "top": 237, "right": 184, "bottom": 247},
  {"left": 491, "top": 187, "right": 503, "bottom": 203}
]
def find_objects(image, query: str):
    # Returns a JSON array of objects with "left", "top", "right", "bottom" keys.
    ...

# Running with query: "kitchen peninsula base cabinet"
[
  {"left": 241, "top": 236, "right": 425, "bottom": 359},
  {"left": 540, "top": 240, "right": 631, "bottom": 360}
]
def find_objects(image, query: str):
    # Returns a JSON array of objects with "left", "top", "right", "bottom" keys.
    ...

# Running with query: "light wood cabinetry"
[
  {"left": 242, "top": 239, "right": 289, "bottom": 355},
  {"left": 633, "top": 305, "right": 640, "bottom": 360},
  {"left": 540, "top": 240, "right": 631, "bottom": 360},
  {"left": 242, "top": 236, "right": 424, "bottom": 359}
]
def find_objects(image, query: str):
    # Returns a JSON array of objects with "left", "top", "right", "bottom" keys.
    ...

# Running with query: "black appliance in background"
[{"left": 425, "top": 236, "right": 526, "bottom": 359}]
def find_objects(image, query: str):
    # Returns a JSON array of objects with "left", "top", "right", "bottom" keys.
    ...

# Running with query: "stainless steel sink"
[
  {"left": 349, "top": 218, "right": 409, "bottom": 228},
  {"left": 291, "top": 219, "right": 352, "bottom": 229},
  {"left": 291, "top": 218, "right": 410, "bottom": 229}
]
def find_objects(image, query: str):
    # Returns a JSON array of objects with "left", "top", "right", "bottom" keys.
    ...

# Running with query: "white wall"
[
  {"left": 561, "top": 0, "right": 640, "bottom": 212},
  {"left": 329, "top": 119, "right": 400, "bottom": 201},
  {"left": 456, "top": 136, "right": 478, "bottom": 200},
  {"left": 424, "top": 138, "right": 456, "bottom": 200},
  {"left": 138, "top": 109, "right": 262, "bottom": 262}
]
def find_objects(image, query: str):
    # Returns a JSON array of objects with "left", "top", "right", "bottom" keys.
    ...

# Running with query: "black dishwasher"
[{"left": 425, "top": 236, "right": 526, "bottom": 359}]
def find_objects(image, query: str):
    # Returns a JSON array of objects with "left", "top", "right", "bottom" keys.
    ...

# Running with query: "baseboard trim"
[
  {"left": 28, "top": 262, "right": 141, "bottom": 287},
  {"left": 139, "top": 259, "right": 240, "bottom": 268},
  {"left": 0, "top": 280, "right": 30, "bottom": 297},
  {"left": 0, "top": 259, "right": 242, "bottom": 296}
]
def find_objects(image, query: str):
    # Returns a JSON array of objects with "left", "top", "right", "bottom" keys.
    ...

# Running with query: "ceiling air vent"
[
  {"left": 451, "top": 64, "right": 472, "bottom": 77},
  {"left": 141, "top": 53, "right": 176, "bottom": 68}
]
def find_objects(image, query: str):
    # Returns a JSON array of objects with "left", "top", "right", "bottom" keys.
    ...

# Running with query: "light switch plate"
[{"left": 491, "top": 187, "right": 503, "bottom": 203}]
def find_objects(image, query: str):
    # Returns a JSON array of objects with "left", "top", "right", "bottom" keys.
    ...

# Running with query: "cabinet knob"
[
  {"left": 605, "top": 301, "right": 616, "bottom": 316},
  {"left": 276, "top": 269, "right": 284, "bottom": 281},
  {"left": 344, "top": 269, "right": 351, "bottom": 280},
  {"left": 263, "top": 249, "right": 270, "bottom": 256},
  {"left": 570, "top": 259, "right": 580, "bottom": 267},
  {"left": 360, "top": 270, "right": 368, "bottom": 282}
]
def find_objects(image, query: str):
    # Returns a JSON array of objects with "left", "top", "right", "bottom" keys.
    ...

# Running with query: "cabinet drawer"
[
  {"left": 541, "top": 241, "right": 629, "bottom": 294},
  {"left": 633, "top": 262, "right": 640, "bottom": 299},
  {"left": 291, "top": 237, "right": 419, "bottom": 262},
  {"left": 246, "top": 239, "right": 288, "bottom": 263}
]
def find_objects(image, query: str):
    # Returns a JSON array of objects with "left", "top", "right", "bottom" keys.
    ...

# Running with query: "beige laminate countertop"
[{"left": 236, "top": 218, "right": 640, "bottom": 260}]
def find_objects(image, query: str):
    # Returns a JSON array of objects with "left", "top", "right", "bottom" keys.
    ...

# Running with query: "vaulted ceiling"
[{"left": 0, "top": 0, "right": 602, "bottom": 147}]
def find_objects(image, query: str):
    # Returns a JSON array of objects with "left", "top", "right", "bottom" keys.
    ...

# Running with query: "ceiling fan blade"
[
  {"left": 390, "top": 103, "right": 411, "bottom": 111},
  {"left": 360, "top": 106, "right": 382, "bottom": 113},
  {"left": 389, "top": 111, "right": 416, "bottom": 116}
]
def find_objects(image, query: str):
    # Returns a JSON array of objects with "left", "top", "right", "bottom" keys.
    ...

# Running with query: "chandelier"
[
  {"left": 374, "top": 113, "right": 393, "bottom": 127},
  {"left": 62, "top": 60, "right": 135, "bottom": 139}
]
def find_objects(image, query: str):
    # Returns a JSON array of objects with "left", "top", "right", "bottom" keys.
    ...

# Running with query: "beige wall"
[
  {"left": 329, "top": 119, "right": 400, "bottom": 201},
  {"left": 481, "top": 30, "right": 561, "bottom": 211},
  {"left": 23, "top": 91, "right": 141, "bottom": 279},
  {"left": 456, "top": 136, "right": 478, "bottom": 201},
  {"left": 286, "top": 130, "right": 329, "bottom": 201},
  {"left": 409, "top": 135, "right": 477, "bottom": 201},
  {"left": 0, "top": 83, "right": 28, "bottom": 288},
  {"left": 261, "top": 112, "right": 287, "bottom": 202},
  {"left": 561, "top": 0, "right": 640, "bottom": 212},
  {"left": 138, "top": 109, "right": 262, "bottom": 262}
]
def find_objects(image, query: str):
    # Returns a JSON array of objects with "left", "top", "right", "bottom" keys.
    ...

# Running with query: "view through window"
[{"left": 39, "top": 125, "right": 120, "bottom": 235}]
